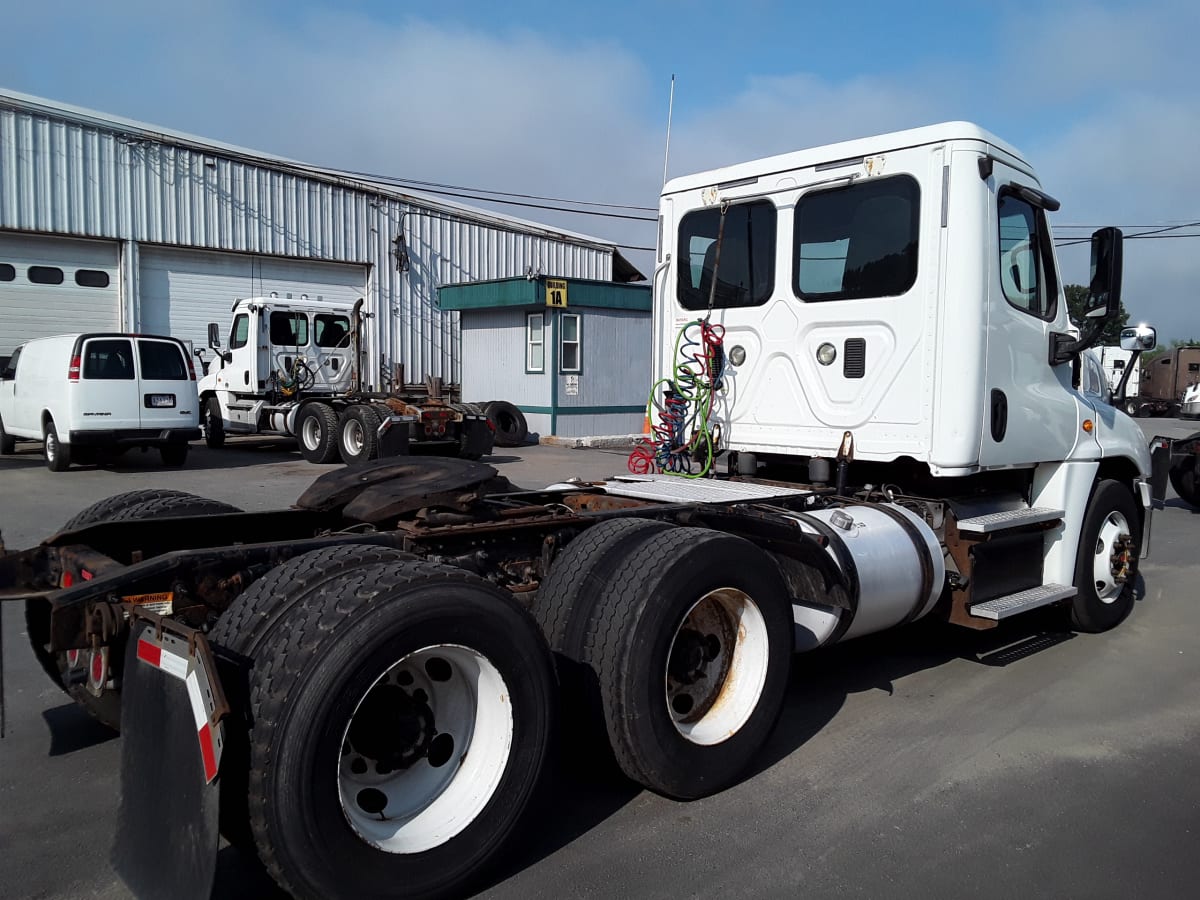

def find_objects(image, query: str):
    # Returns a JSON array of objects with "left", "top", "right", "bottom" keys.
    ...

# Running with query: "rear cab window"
[
  {"left": 677, "top": 200, "right": 777, "bottom": 310},
  {"left": 82, "top": 339, "right": 135, "bottom": 380},
  {"left": 793, "top": 175, "right": 920, "bottom": 301},
  {"left": 270, "top": 312, "right": 309, "bottom": 346},
  {"left": 314, "top": 314, "right": 351, "bottom": 348},
  {"left": 138, "top": 340, "right": 188, "bottom": 380}
]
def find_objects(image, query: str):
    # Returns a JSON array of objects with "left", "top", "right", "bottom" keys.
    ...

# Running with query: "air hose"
[{"left": 628, "top": 318, "right": 725, "bottom": 478}]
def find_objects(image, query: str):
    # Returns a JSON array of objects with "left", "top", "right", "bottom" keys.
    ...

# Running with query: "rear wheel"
[
  {"left": 159, "top": 443, "right": 189, "bottom": 467},
  {"left": 297, "top": 403, "right": 341, "bottom": 464},
  {"left": 244, "top": 560, "right": 555, "bottom": 900},
  {"left": 579, "top": 527, "right": 793, "bottom": 799},
  {"left": 204, "top": 396, "right": 226, "bottom": 449},
  {"left": 1168, "top": 441, "right": 1199, "bottom": 509},
  {"left": 0, "top": 413, "right": 16, "bottom": 454},
  {"left": 1124, "top": 398, "right": 1139, "bottom": 416},
  {"left": 1070, "top": 479, "right": 1139, "bottom": 632},
  {"left": 338, "top": 405, "right": 382, "bottom": 466},
  {"left": 43, "top": 419, "right": 70, "bottom": 471}
]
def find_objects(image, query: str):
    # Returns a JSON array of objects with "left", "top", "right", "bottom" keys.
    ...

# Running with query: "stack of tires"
[{"left": 481, "top": 401, "right": 528, "bottom": 448}]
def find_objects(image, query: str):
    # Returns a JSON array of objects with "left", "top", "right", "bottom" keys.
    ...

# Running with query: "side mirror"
[
  {"left": 1120, "top": 324, "right": 1157, "bottom": 352},
  {"left": 1084, "top": 227, "right": 1123, "bottom": 319},
  {"left": 208, "top": 323, "right": 222, "bottom": 349}
]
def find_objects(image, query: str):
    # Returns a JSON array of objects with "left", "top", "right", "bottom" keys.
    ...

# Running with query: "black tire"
[
  {"left": 485, "top": 400, "right": 528, "bottom": 447},
  {"left": 296, "top": 403, "right": 341, "bottom": 464},
  {"left": 62, "top": 488, "right": 197, "bottom": 531},
  {"left": 1168, "top": 452, "right": 1199, "bottom": 509},
  {"left": 244, "top": 560, "right": 556, "bottom": 900},
  {"left": 580, "top": 527, "right": 793, "bottom": 799},
  {"left": 338, "top": 405, "right": 382, "bottom": 466},
  {"left": 44, "top": 419, "right": 70, "bottom": 471},
  {"left": 204, "top": 396, "right": 226, "bottom": 449},
  {"left": 0, "top": 412, "right": 15, "bottom": 454},
  {"left": 1070, "top": 479, "right": 1140, "bottom": 633},
  {"left": 104, "top": 494, "right": 241, "bottom": 522},
  {"left": 534, "top": 517, "right": 673, "bottom": 654},
  {"left": 1124, "top": 398, "right": 1139, "bottom": 417},
  {"left": 160, "top": 443, "right": 189, "bottom": 467},
  {"left": 209, "top": 544, "right": 417, "bottom": 849}
]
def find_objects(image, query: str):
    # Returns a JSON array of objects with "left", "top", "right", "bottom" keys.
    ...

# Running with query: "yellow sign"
[
  {"left": 545, "top": 278, "right": 568, "bottom": 308},
  {"left": 123, "top": 591, "right": 174, "bottom": 615}
]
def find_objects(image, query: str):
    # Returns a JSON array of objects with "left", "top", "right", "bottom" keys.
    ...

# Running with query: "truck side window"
[
  {"left": 997, "top": 191, "right": 1057, "bottom": 320},
  {"left": 229, "top": 314, "right": 250, "bottom": 350},
  {"left": 270, "top": 312, "right": 309, "bottom": 346},
  {"left": 314, "top": 314, "right": 351, "bottom": 348},
  {"left": 793, "top": 175, "right": 919, "bottom": 302},
  {"left": 677, "top": 200, "right": 776, "bottom": 310},
  {"left": 83, "top": 339, "right": 135, "bottom": 380}
]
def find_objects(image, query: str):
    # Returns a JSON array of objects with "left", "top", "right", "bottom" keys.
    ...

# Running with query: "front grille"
[{"left": 843, "top": 338, "right": 866, "bottom": 378}]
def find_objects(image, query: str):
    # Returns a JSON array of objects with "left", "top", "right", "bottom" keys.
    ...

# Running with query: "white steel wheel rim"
[
  {"left": 300, "top": 415, "right": 322, "bottom": 451},
  {"left": 1092, "top": 511, "right": 1132, "bottom": 604},
  {"left": 344, "top": 418, "right": 365, "bottom": 456},
  {"left": 45, "top": 430, "right": 57, "bottom": 459},
  {"left": 337, "top": 644, "right": 514, "bottom": 854},
  {"left": 665, "top": 588, "right": 770, "bottom": 746}
]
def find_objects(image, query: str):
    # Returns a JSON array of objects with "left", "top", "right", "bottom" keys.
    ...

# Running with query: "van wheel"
[
  {"left": 339, "top": 405, "right": 382, "bottom": 465},
  {"left": 0, "top": 413, "right": 15, "bottom": 454},
  {"left": 44, "top": 419, "right": 71, "bottom": 471},
  {"left": 580, "top": 527, "right": 793, "bottom": 799},
  {"left": 204, "top": 397, "right": 226, "bottom": 449},
  {"left": 244, "top": 560, "right": 555, "bottom": 900},
  {"left": 297, "top": 403, "right": 341, "bottom": 464},
  {"left": 160, "top": 443, "right": 189, "bottom": 467},
  {"left": 1070, "top": 479, "right": 1140, "bottom": 632}
]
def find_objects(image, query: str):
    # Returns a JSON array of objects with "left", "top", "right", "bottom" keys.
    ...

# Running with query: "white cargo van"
[{"left": 0, "top": 333, "right": 201, "bottom": 471}]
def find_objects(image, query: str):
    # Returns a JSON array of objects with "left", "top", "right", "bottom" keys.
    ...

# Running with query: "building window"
[
  {"left": 0, "top": 263, "right": 14, "bottom": 282},
  {"left": 75, "top": 269, "right": 111, "bottom": 288},
  {"left": 526, "top": 313, "right": 545, "bottom": 373},
  {"left": 794, "top": 175, "right": 919, "bottom": 301},
  {"left": 560, "top": 313, "right": 581, "bottom": 373},
  {"left": 28, "top": 266, "right": 64, "bottom": 285}
]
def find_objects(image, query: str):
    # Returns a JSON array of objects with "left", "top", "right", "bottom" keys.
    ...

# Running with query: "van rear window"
[
  {"left": 83, "top": 340, "right": 135, "bottom": 380},
  {"left": 138, "top": 341, "right": 188, "bottom": 380}
]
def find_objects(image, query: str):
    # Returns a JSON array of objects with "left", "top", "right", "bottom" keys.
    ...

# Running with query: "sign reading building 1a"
[{"left": 545, "top": 278, "right": 568, "bottom": 308}]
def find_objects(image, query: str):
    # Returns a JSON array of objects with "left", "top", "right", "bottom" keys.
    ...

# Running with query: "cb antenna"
[{"left": 662, "top": 74, "right": 675, "bottom": 187}]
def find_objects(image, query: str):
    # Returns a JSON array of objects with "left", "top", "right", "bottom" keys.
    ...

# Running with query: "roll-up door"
[
  {"left": 138, "top": 247, "right": 369, "bottom": 357},
  {"left": 0, "top": 233, "right": 120, "bottom": 357}
]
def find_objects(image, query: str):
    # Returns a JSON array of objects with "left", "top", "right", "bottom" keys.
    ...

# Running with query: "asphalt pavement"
[{"left": 1, "top": 424, "right": 1198, "bottom": 899}]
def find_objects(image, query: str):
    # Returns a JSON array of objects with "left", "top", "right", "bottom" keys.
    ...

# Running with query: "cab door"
[
  {"left": 310, "top": 310, "right": 355, "bottom": 391},
  {"left": 135, "top": 338, "right": 195, "bottom": 429},
  {"left": 79, "top": 337, "right": 140, "bottom": 430},
  {"left": 977, "top": 164, "right": 1078, "bottom": 467}
]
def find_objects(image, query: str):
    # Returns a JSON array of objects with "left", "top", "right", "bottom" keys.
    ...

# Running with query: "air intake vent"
[{"left": 843, "top": 338, "right": 866, "bottom": 379}]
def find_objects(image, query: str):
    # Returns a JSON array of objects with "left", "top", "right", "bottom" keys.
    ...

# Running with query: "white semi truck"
[
  {"left": 1, "top": 122, "right": 1177, "bottom": 900},
  {"left": 199, "top": 296, "right": 494, "bottom": 463}
]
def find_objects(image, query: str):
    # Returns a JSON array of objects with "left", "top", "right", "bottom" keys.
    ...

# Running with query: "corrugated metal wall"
[{"left": 0, "top": 97, "right": 614, "bottom": 385}]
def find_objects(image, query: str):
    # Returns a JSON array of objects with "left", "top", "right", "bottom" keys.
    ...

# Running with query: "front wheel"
[
  {"left": 0, "top": 412, "right": 15, "bottom": 454},
  {"left": 204, "top": 397, "right": 226, "bottom": 449},
  {"left": 245, "top": 561, "right": 555, "bottom": 900},
  {"left": 1070, "top": 479, "right": 1140, "bottom": 632}
]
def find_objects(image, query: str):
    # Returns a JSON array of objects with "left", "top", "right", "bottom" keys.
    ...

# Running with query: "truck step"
[
  {"left": 969, "top": 584, "right": 1076, "bottom": 620},
  {"left": 956, "top": 507, "right": 1064, "bottom": 535}
]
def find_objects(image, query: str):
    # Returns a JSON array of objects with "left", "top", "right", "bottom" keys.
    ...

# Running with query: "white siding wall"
[{"left": 459, "top": 308, "right": 550, "bottom": 408}]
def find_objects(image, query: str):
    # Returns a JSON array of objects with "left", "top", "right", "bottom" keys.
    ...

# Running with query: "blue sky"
[{"left": 2, "top": 0, "right": 1198, "bottom": 339}]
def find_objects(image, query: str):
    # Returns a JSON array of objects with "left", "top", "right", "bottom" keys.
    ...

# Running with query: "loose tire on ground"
[
  {"left": 160, "top": 443, "right": 189, "bottom": 467},
  {"left": 209, "top": 543, "right": 417, "bottom": 848},
  {"left": 485, "top": 400, "right": 528, "bottom": 447},
  {"left": 338, "top": 404, "right": 382, "bottom": 466},
  {"left": 41, "top": 491, "right": 242, "bottom": 730},
  {"left": 0, "top": 412, "right": 16, "bottom": 454},
  {"left": 43, "top": 419, "right": 70, "bottom": 471},
  {"left": 204, "top": 396, "right": 226, "bottom": 449},
  {"left": 296, "top": 402, "right": 341, "bottom": 464},
  {"left": 579, "top": 527, "right": 794, "bottom": 799},
  {"left": 243, "top": 560, "right": 556, "bottom": 900},
  {"left": 1069, "top": 479, "right": 1140, "bottom": 633}
]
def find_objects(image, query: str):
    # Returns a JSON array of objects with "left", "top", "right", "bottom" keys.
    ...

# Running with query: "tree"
[{"left": 1064, "top": 283, "right": 1130, "bottom": 345}]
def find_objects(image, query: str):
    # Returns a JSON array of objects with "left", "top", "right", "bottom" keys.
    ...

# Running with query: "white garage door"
[
  {"left": 0, "top": 233, "right": 120, "bottom": 357},
  {"left": 139, "top": 247, "right": 369, "bottom": 356}
]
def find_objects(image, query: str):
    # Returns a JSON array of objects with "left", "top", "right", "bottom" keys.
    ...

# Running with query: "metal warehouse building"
[{"left": 0, "top": 89, "right": 643, "bottom": 391}]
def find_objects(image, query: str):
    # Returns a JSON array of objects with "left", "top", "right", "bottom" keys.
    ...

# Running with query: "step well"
[
  {"left": 956, "top": 507, "right": 1064, "bottom": 535},
  {"left": 969, "top": 584, "right": 1077, "bottom": 621}
]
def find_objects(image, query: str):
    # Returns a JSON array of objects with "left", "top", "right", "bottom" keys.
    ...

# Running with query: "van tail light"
[
  {"left": 185, "top": 352, "right": 196, "bottom": 381},
  {"left": 68, "top": 355, "right": 82, "bottom": 381}
]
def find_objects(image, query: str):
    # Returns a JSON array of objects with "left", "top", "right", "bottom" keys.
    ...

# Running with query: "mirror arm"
[
  {"left": 1048, "top": 317, "right": 1106, "bottom": 366},
  {"left": 1112, "top": 348, "right": 1142, "bottom": 404}
]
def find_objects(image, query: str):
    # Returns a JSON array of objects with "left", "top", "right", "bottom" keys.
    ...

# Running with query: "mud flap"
[{"left": 112, "top": 618, "right": 225, "bottom": 900}]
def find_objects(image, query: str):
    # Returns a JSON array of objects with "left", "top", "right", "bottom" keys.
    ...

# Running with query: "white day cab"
[
  {"left": 0, "top": 333, "right": 200, "bottom": 471},
  {"left": 0, "top": 122, "right": 1183, "bottom": 900}
]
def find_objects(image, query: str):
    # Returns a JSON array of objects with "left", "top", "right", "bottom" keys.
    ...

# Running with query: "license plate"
[{"left": 147, "top": 394, "right": 175, "bottom": 408}]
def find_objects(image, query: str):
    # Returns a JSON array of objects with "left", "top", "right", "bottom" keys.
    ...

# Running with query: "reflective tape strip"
[{"left": 135, "top": 635, "right": 221, "bottom": 784}]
